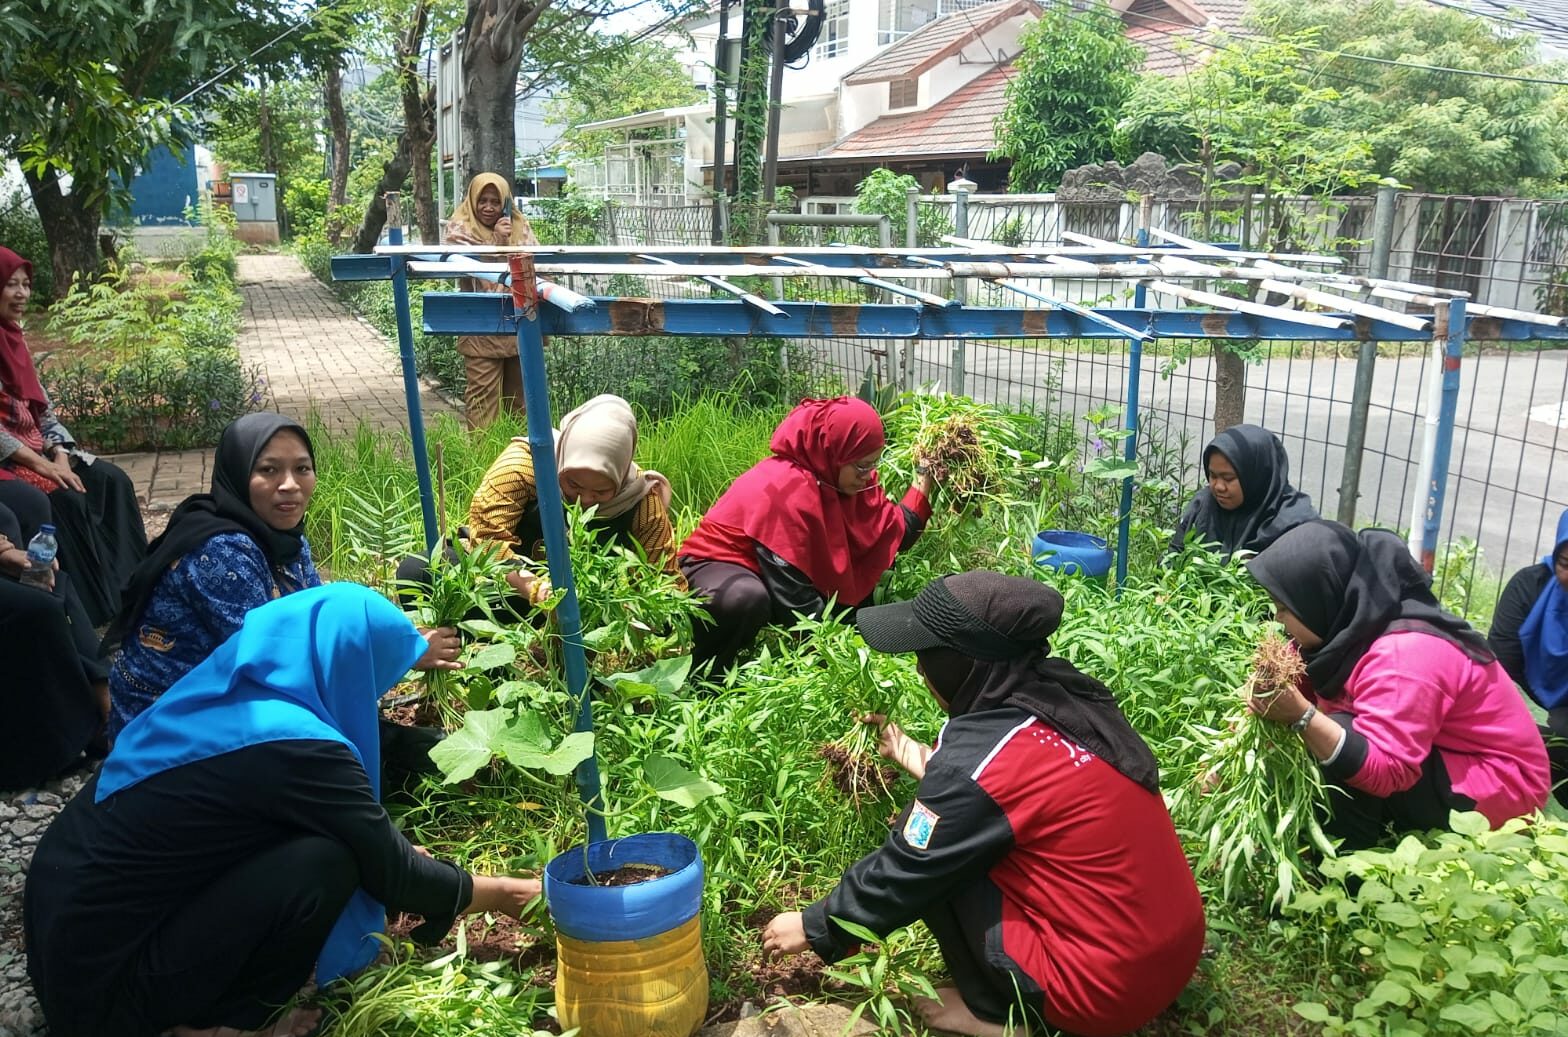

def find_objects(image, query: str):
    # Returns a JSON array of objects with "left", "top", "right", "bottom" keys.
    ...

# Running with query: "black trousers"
[
  {"left": 1539, "top": 714, "right": 1568, "bottom": 809},
  {"left": 0, "top": 575, "right": 100, "bottom": 788},
  {"left": 1319, "top": 713, "right": 1476, "bottom": 852},
  {"left": 922, "top": 878, "right": 1047, "bottom": 1030},
  {"left": 680, "top": 557, "right": 774, "bottom": 675},
  {"left": 91, "top": 836, "right": 358, "bottom": 1034},
  {"left": 48, "top": 456, "right": 147, "bottom": 627}
]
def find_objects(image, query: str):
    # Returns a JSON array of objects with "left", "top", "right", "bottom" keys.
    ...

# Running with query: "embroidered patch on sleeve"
[{"left": 902, "top": 800, "right": 940, "bottom": 850}]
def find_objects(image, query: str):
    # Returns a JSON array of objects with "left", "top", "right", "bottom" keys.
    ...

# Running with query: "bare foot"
[
  {"left": 166, "top": 1005, "right": 322, "bottom": 1037},
  {"left": 914, "top": 986, "right": 1028, "bottom": 1037}
]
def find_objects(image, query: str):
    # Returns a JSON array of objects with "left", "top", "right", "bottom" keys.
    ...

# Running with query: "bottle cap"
[{"left": 39, "top": 524, "right": 55, "bottom": 534}]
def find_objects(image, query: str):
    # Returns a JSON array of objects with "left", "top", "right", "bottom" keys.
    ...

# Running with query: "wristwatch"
[{"left": 1288, "top": 703, "right": 1318, "bottom": 734}]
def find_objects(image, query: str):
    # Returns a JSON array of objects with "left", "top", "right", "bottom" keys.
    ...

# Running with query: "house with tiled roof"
[{"left": 570, "top": 0, "right": 1251, "bottom": 204}]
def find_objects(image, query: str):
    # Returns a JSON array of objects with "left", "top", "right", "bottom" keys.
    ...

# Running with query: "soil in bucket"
[{"left": 568, "top": 863, "right": 671, "bottom": 887}]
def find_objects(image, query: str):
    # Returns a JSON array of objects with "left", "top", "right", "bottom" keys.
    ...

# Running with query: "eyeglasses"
[{"left": 851, "top": 459, "right": 880, "bottom": 474}]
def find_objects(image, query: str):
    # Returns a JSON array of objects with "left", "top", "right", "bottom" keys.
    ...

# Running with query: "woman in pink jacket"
[{"left": 1245, "top": 520, "right": 1550, "bottom": 851}]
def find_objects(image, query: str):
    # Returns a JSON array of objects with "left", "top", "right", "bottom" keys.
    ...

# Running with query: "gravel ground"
[{"left": 0, "top": 767, "right": 91, "bottom": 1037}]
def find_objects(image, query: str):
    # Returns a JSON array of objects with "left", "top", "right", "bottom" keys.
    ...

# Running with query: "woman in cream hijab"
[
  {"left": 444, "top": 172, "right": 539, "bottom": 429},
  {"left": 397, "top": 395, "right": 681, "bottom": 604}
]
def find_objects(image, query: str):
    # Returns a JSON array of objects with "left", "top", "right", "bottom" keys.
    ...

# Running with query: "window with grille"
[
  {"left": 817, "top": 0, "right": 850, "bottom": 59},
  {"left": 888, "top": 77, "right": 918, "bottom": 109},
  {"left": 877, "top": 0, "right": 991, "bottom": 44}
]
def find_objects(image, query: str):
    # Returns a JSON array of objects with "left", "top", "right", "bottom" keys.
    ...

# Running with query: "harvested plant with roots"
[{"left": 1167, "top": 632, "right": 1333, "bottom": 908}]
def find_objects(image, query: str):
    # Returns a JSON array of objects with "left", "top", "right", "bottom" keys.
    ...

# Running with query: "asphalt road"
[{"left": 818, "top": 337, "right": 1568, "bottom": 582}]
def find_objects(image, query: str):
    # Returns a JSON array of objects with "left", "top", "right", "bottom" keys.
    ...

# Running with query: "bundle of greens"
[
  {"left": 1169, "top": 633, "right": 1333, "bottom": 907},
  {"left": 880, "top": 391, "right": 1033, "bottom": 513}
]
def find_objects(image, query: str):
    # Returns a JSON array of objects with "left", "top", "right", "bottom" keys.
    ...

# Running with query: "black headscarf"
[
  {"left": 105, "top": 413, "right": 315, "bottom": 650},
  {"left": 1246, "top": 520, "right": 1492, "bottom": 698},
  {"left": 870, "top": 572, "right": 1162, "bottom": 793},
  {"left": 1178, "top": 424, "right": 1318, "bottom": 559}
]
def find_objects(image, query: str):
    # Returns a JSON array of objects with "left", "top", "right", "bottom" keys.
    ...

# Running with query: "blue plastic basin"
[{"left": 1031, "top": 529, "right": 1113, "bottom": 580}]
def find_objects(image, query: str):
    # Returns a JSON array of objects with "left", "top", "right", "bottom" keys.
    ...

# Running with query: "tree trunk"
[
  {"left": 1213, "top": 342, "right": 1247, "bottom": 432},
  {"left": 353, "top": 139, "right": 414, "bottom": 254},
  {"left": 325, "top": 57, "right": 351, "bottom": 243},
  {"left": 25, "top": 168, "right": 103, "bottom": 292},
  {"left": 459, "top": 0, "right": 554, "bottom": 184},
  {"left": 396, "top": 0, "right": 438, "bottom": 243},
  {"left": 408, "top": 85, "right": 439, "bottom": 243}
]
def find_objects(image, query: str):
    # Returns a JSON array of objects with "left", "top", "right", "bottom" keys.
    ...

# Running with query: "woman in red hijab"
[
  {"left": 0, "top": 246, "right": 147, "bottom": 626},
  {"left": 679, "top": 397, "right": 936, "bottom": 673}
]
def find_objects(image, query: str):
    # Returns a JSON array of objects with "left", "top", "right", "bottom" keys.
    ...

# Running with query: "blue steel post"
[
  {"left": 1115, "top": 228, "right": 1151, "bottom": 592},
  {"left": 1420, "top": 298, "right": 1467, "bottom": 573},
  {"left": 509, "top": 254, "right": 606, "bottom": 843},
  {"left": 385, "top": 203, "right": 439, "bottom": 550}
]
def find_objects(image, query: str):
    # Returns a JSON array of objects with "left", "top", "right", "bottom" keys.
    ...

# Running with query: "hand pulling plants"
[
  {"left": 818, "top": 721, "right": 901, "bottom": 810},
  {"left": 880, "top": 392, "right": 1032, "bottom": 514}
]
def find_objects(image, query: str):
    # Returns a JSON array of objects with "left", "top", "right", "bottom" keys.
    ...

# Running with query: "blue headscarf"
[
  {"left": 1520, "top": 509, "right": 1568, "bottom": 710},
  {"left": 97, "top": 583, "right": 430, "bottom": 984}
]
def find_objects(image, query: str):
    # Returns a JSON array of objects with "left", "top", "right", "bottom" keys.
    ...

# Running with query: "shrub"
[
  {"left": 0, "top": 190, "right": 55, "bottom": 302},
  {"left": 45, "top": 346, "right": 267, "bottom": 452},
  {"left": 284, "top": 177, "right": 331, "bottom": 240},
  {"left": 1289, "top": 813, "right": 1568, "bottom": 1035},
  {"left": 42, "top": 219, "right": 257, "bottom": 452}
]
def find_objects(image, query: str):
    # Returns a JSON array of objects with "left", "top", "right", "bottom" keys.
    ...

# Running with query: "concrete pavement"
[{"left": 109, "top": 251, "right": 455, "bottom": 508}]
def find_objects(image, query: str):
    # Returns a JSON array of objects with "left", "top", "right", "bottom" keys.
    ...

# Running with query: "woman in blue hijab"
[
  {"left": 1487, "top": 509, "right": 1568, "bottom": 806},
  {"left": 24, "top": 584, "right": 539, "bottom": 1037}
]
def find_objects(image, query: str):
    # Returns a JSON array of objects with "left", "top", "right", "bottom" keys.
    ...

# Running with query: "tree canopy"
[
  {"left": 549, "top": 40, "right": 701, "bottom": 162},
  {"left": 1116, "top": 0, "right": 1568, "bottom": 196},
  {"left": 991, "top": 0, "right": 1142, "bottom": 192}
]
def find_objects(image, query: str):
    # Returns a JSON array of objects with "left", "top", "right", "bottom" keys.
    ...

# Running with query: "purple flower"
[
  {"left": 209, "top": 399, "right": 222, "bottom": 411},
  {"left": 250, "top": 392, "right": 262, "bottom": 404},
  {"left": 1090, "top": 437, "right": 1105, "bottom": 453}
]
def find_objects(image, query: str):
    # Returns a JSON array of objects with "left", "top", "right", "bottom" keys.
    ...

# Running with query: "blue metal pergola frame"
[{"left": 333, "top": 240, "right": 1568, "bottom": 837}]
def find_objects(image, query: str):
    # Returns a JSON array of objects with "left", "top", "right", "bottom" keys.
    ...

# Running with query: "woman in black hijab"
[
  {"left": 1246, "top": 521, "right": 1550, "bottom": 850},
  {"left": 104, "top": 414, "right": 459, "bottom": 773},
  {"left": 762, "top": 572, "right": 1204, "bottom": 1037},
  {"left": 1170, "top": 424, "right": 1318, "bottom": 559},
  {"left": 0, "top": 495, "right": 105, "bottom": 787}
]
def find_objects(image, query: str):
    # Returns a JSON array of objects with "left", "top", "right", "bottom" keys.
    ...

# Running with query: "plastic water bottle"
[{"left": 19, "top": 524, "right": 57, "bottom": 591}]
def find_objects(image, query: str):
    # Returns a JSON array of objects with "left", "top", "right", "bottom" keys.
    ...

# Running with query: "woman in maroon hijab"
[
  {"left": 0, "top": 246, "right": 147, "bottom": 626},
  {"left": 678, "top": 397, "right": 937, "bottom": 673}
]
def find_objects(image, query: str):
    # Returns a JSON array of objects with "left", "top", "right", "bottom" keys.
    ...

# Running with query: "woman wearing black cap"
[{"left": 761, "top": 572, "right": 1205, "bottom": 1037}]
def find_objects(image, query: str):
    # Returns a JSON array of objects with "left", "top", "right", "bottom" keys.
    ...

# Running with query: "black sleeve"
[
  {"left": 898, "top": 505, "right": 927, "bottom": 551},
  {"left": 801, "top": 758, "right": 1014, "bottom": 963},
  {"left": 1488, "top": 565, "right": 1548, "bottom": 695},
  {"left": 755, "top": 544, "right": 827, "bottom": 617},
  {"left": 1168, "top": 497, "right": 1199, "bottom": 555},
  {"left": 252, "top": 740, "right": 472, "bottom": 936}
]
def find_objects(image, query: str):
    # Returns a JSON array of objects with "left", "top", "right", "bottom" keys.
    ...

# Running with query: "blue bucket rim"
[{"left": 1033, "top": 529, "right": 1111, "bottom": 550}]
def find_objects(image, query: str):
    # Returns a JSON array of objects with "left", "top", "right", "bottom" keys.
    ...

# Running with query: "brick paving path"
[{"left": 108, "top": 251, "right": 455, "bottom": 507}]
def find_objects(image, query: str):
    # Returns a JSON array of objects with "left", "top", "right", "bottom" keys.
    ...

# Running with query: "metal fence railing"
[{"left": 524, "top": 192, "right": 1568, "bottom": 616}]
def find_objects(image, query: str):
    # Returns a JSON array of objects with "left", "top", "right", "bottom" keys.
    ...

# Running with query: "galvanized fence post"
[
  {"left": 951, "top": 179, "right": 973, "bottom": 395},
  {"left": 1336, "top": 183, "right": 1400, "bottom": 525}
]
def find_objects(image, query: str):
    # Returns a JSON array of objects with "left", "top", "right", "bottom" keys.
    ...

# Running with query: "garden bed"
[{"left": 302, "top": 393, "right": 1568, "bottom": 1037}]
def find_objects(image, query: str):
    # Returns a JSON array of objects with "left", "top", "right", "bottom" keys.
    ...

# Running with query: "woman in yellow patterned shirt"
[{"left": 397, "top": 395, "right": 681, "bottom": 600}]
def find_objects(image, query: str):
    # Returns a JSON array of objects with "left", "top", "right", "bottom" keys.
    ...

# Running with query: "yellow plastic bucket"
[
  {"left": 545, "top": 833, "right": 708, "bottom": 1037},
  {"left": 555, "top": 914, "right": 708, "bottom": 1037}
]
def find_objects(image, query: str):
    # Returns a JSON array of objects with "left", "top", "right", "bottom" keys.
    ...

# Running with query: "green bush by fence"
[{"left": 43, "top": 223, "right": 262, "bottom": 452}]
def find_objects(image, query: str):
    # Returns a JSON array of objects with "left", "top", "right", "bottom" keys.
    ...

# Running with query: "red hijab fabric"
[
  {"left": 0, "top": 247, "right": 47, "bottom": 414},
  {"left": 682, "top": 397, "right": 907, "bottom": 605}
]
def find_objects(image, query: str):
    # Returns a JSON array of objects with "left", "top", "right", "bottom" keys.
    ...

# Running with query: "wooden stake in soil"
[{"left": 435, "top": 443, "right": 448, "bottom": 545}]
